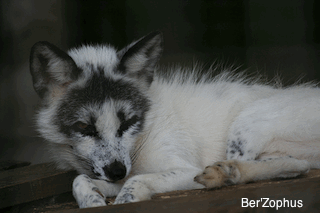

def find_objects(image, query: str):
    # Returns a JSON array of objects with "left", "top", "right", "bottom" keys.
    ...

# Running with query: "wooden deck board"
[
  {"left": 57, "top": 172, "right": 320, "bottom": 213},
  {"left": 1, "top": 163, "right": 320, "bottom": 212},
  {"left": 0, "top": 163, "right": 77, "bottom": 209}
]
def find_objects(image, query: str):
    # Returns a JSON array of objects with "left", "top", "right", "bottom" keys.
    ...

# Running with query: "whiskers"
[
  {"left": 72, "top": 149, "right": 92, "bottom": 171},
  {"left": 130, "top": 111, "right": 175, "bottom": 166},
  {"left": 130, "top": 131, "right": 150, "bottom": 166}
]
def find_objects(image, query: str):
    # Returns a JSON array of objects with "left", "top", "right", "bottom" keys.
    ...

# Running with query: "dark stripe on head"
[
  {"left": 56, "top": 69, "right": 150, "bottom": 137},
  {"left": 116, "top": 112, "right": 139, "bottom": 137}
]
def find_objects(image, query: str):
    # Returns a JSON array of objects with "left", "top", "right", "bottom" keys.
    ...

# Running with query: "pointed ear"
[
  {"left": 30, "top": 41, "right": 81, "bottom": 99},
  {"left": 117, "top": 31, "right": 163, "bottom": 85}
]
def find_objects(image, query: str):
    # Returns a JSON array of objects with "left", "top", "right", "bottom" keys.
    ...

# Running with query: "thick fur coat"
[{"left": 30, "top": 32, "right": 320, "bottom": 208}]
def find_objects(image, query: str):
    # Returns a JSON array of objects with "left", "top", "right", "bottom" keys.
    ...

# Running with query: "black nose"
[{"left": 103, "top": 160, "right": 127, "bottom": 181}]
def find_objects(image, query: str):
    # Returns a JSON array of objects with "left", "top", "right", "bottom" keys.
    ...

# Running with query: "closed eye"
[
  {"left": 76, "top": 121, "right": 88, "bottom": 130},
  {"left": 117, "top": 114, "right": 139, "bottom": 137},
  {"left": 72, "top": 121, "right": 98, "bottom": 137}
]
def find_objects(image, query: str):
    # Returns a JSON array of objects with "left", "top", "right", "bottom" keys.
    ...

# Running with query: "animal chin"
[
  {"left": 93, "top": 169, "right": 127, "bottom": 183},
  {"left": 100, "top": 175, "right": 126, "bottom": 183},
  {"left": 103, "top": 178, "right": 116, "bottom": 183}
]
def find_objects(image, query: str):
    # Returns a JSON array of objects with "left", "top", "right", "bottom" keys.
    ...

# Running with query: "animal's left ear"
[{"left": 117, "top": 31, "right": 163, "bottom": 86}]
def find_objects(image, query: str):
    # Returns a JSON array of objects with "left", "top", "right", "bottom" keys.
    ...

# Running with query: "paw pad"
[{"left": 194, "top": 160, "right": 240, "bottom": 189}]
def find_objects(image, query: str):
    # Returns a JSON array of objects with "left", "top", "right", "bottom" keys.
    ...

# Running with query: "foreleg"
[
  {"left": 114, "top": 167, "right": 204, "bottom": 204},
  {"left": 72, "top": 174, "right": 123, "bottom": 208}
]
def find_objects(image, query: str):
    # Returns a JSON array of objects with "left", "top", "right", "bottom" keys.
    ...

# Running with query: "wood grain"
[
  {"left": 57, "top": 172, "right": 320, "bottom": 212},
  {"left": 0, "top": 163, "right": 77, "bottom": 209},
  {"left": 1, "top": 163, "right": 320, "bottom": 212}
]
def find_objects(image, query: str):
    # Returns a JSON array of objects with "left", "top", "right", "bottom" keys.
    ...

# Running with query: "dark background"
[{"left": 1, "top": 0, "right": 320, "bottom": 165}]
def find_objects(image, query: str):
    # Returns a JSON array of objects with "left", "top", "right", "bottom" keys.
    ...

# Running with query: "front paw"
[
  {"left": 73, "top": 174, "right": 107, "bottom": 208},
  {"left": 194, "top": 160, "right": 241, "bottom": 189},
  {"left": 113, "top": 179, "right": 151, "bottom": 204},
  {"left": 114, "top": 192, "right": 138, "bottom": 204}
]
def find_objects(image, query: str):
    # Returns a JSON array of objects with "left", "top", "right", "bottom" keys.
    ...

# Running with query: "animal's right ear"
[{"left": 30, "top": 41, "right": 81, "bottom": 99}]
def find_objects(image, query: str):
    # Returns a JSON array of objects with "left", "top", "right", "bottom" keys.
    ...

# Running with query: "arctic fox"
[{"left": 30, "top": 31, "right": 320, "bottom": 208}]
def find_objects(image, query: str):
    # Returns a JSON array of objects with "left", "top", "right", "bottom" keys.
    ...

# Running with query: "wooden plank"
[
  {"left": 1, "top": 192, "right": 78, "bottom": 213},
  {"left": 0, "top": 163, "right": 77, "bottom": 208},
  {"left": 0, "top": 160, "right": 31, "bottom": 171},
  {"left": 1, "top": 163, "right": 320, "bottom": 212},
  {"left": 55, "top": 169, "right": 320, "bottom": 213},
  {"left": 152, "top": 169, "right": 320, "bottom": 200}
]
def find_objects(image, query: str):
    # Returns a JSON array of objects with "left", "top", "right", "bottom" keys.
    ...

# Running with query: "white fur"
[
  {"left": 72, "top": 68, "right": 320, "bottom": 207},
  {"left": 30, "top": 33, "right": 320, "bottom": 208},
  {"left": 68, "top": 45, "right": 119, "bottom": 72}
]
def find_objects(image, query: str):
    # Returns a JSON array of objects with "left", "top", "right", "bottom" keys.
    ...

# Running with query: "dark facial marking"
[
  {"left": 56, "top": 69, "right": 150, "bottom": 137},
  {"left": 72, "top": 121, "right": 99, "bottom": 137},
  {"left": 116, "top": 112, "right": 140, "bottom": 137}
]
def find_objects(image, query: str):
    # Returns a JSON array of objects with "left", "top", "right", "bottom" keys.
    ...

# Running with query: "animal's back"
[{"left": 132, "top": 69, "right": 278, "bottom": 174}]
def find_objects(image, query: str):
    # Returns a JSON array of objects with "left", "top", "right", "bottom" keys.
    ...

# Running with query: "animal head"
[{"left": 30, "top": 32, "right": 162, "bottom": 182}]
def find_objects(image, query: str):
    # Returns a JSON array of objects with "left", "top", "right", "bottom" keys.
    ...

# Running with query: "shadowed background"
[{"left": 0, "top": 0, "right": 320, "bottom": 165}]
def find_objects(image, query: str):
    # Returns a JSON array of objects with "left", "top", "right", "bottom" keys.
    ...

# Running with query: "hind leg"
[
  {"left": 226, "top": 90, "right": 320, "bottom": 161},
  {"left": 194, "top": 156, "right": 310, "bottom": 189},
  {"left": 196, "top": 88, "right": 320, "bottom": 188}
]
